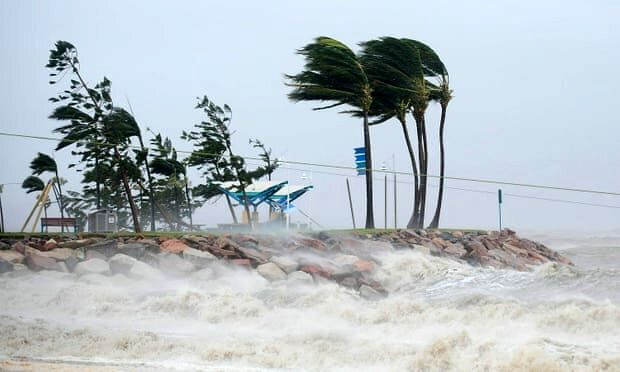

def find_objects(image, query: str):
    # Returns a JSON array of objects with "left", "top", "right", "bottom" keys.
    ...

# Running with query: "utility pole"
[{"left": 498, "top": 189, "right": 503, "bottom": 231}]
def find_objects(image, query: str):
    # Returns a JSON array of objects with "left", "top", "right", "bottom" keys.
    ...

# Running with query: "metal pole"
[
  {"left": 0, "top": 190, "right": 4, "bottom": 233},
  {"left": 346, "top": 178, "right": 356, "bottom": 229},
  {"left": 498, "top": 189, "right": 503, "bottom": 231},
  {"left": 393, "top": 173, "right": 397, "bottom": 229},
  {"left": 384, "top": 174, "right": 387, "bottom": 229}
]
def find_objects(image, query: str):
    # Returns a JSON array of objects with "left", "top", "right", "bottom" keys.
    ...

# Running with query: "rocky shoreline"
[{"left": 0, "top": 229, "right": 572, "bottom": 299}]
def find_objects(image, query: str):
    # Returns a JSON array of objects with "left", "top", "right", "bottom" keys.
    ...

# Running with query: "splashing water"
[{"left": 1, "top": 232, "right": 619, "bottom": 371}]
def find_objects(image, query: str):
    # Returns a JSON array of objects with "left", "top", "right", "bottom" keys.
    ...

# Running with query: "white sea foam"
[{"left": 1, "top": 234, "right": 619, "bottom": 371}]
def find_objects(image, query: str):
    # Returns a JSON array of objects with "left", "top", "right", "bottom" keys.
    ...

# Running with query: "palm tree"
[
  {"left": 287, "top": 36, "right": 375, "bottom": 228},
  {"left": 360, "top": 37, "right": 423, "bottom": 228},
  {"left": 427, "top": 66, "right": 452, "bottom": 229},
  {"left": 28, "top": 153, "right": 66, "bottom": 232}
]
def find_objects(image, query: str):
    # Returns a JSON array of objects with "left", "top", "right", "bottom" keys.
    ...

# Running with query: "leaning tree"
[{"left": 286, "top": 36, "right": 376, "bottom": 229}]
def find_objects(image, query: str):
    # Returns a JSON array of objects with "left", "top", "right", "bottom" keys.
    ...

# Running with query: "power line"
[{"left": 1, "top": 130, "right": 620, "bottom": 199}]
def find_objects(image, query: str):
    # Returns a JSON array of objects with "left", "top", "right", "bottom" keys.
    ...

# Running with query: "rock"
[
  {"left": 57, "top": 261, "right": 69, "bottom": 273},
  {"left": 412, "top": 244, "right": 431, "bottom": 255},
  {"left": 431, "top": 238, "right": 448, "bottom": 249},
  {"left": 85, "top": 240, "right": 118, "bottom": 258},
  {"left": 354, "top": 259, "right": 375, "bottom": 273},
  {"left": 86, "top": 250, "right": 107, "bottom": 261},
  {"left": 160, "top": 239, "right": 189, "bottom": 254},
  {"left": 340, "top": 276, "right": 359, "bottom": 289},
  {"left": 182, "top": 247, "right": 216, "bottom": 268},
  {"left": 109, "top": 254, "right": 138, "bottom": 275},
  {"left": 12, "top": 241, "right": 27, "bottom": 254},
  {"left": 158, "top": 253, "right": 195, "bottom": 274},
  {"left": 465, "top": 240, "right": 488, "bottom": 259},
  {"left": 298, "top": 238, "right": 328, "bottom": 251},
  {"left": 452, "top": 231, "right": 464, "bottom": 238},
  {"left": 0, "top": 250, "right": 24, "bottom": 264},
  {"left": 0, "top": 259, "right": 13, "bottom": 273},
  {"left": 443, "top": 243, "right": 467, "bottom": 258},
  {"left": 74, "top": 258, "right": 110, "bottom": 275},
  {"left": 129, "top": 261, "right": 163, "bottom": 280},
  {"left": 270, "top": 256, "right": 299, "bottom": 273},
  {"left": 42, "top": 239, "right": 58, "bottom": 251},
  {"left": 141, "top": 251, "right": 160, "bottom": 267},
  {"left": 299, "top": 264, "right": 331, "bottom": 279},
  {"left": 359, "top": 285, "right": 382, "bottom": 300},
  {"left": 26, "top": 253, "right": 64, "bottom": 271},
  {"left": 12, "top": 263, "right": 28, "bottom": 272},
  {"left": 420, "top": 240, "right": 442, "bottom": 256},
  {"left": 399, "top": 230, "right": 421, "bottom": 241},
  {"left": 256, "top": 262, "right": 287, "bottom": 281},
  {"left": 37, "top": 248, "right": 75, "bottom": 261},
  {"left": 334, "top": 254, "right": 360, "bottom": 266},
  {"left": 230, "top": 258, "right": 252, "bottom": 268},
  {"left": 488, "top": 249, "right": 526, "bottom": 270},
  {"left": 0, "top": 240, "right": 10, "bottom": 250},
  {"left": 287, "top": 270, "right": 314, "bottom": 285},
  {"left": 237, "top": 246, "right": 268, "bottom": 264},
  {"left": 58, "top": 238, "right": 96, "bottom": 249},
  {"left": 117, "top": 243, "right": 149, "bottom": 259}
]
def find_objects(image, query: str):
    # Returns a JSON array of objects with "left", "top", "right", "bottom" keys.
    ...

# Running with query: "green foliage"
[
  {"left": 29, "top": 153, "right": 58, "bottom": 176},
  {"left": 22, "top": 176, "right": 45, "bottom": 194}
]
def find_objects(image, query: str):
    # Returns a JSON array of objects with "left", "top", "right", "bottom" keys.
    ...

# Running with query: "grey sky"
[{"left": 1, "top": 0, "right": 619, "bottom": 232}]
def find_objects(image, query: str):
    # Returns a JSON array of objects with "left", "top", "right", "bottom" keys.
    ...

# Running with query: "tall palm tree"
[
  {"left": 427, "top": 69, "right": 452, "bottom": 229},
  {"left": 287, "top": 36, "right": 375, "bottom": 228},
  {"left": 360, "top": 37, "right": 423, "bottom": 228},
  {"left": 28, "top": 153, "right": 66, "bottom": 232}
]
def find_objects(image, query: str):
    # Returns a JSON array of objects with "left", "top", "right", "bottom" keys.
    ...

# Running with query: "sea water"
[{"left": 0, "top": 232, "right": 619, "bottom": 371}]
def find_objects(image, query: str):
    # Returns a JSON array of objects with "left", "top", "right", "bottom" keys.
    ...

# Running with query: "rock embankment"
[{"left": 0, "top": 229, "right": 571, "bottom": 298}]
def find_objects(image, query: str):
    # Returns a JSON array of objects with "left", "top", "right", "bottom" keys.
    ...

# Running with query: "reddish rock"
[
  {"left": 452, "top": 231, "right": 464, "bottom": 238},
  {"left": 160, "top": 239, "right": 189, "bottom": 254},
  {"left": 0, "top": 250, "right": 24, "bottom": 264},
  {"left": 502, "top": 243, "right": 528, "bottom": 256},
  {"left": 431, "top": 238, "right": 448, "bottom": 249},
  {"left": 354, "top": 259, "right": 375, "bottom": 273},
  {"left": 300, "top": 264, "right": 331, "bottom": 279},
  {"left": 237, "top": 246, "right": 268, "bottom": 264},
  {"left": 298, "top": 238, "right": 328, "bottom": 251},
  {"left": 26, "top": 252, "right": 63, "bottom": 271},
  {"left": 42, "top": 239, "right": 58, "bottom": 251},
  {"left": 443, "top": 243, "right": 467, "bottom": 258},
  {"left": 234, "top": 235, "right": 259, "bottom": 245},
  {"left": 11, "top": 241, "right": 27, "bottom": 254},
  {"left": 465, "top": 240, "right": 488, "bottom": 258}
]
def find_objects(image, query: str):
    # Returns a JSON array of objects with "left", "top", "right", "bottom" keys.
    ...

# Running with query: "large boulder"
[
  {"left": 42, "top": 239, "right": 58, "bottom": 251},
  {"left": 37, "top": 248, "right": 75, "bottom": 261},
  {"left": 158, "top": 252, "right": 195, "bottom": 274},
  {"left": 109, "top": 254, "right": 138, "bottom": 275},
  {"left": 117, "top": 243, "right": 150, "bottom": 259},
  {"left": 287, "top": 270, "right": 314, "bottom": 285},
  {"left": 128, "top": 261, "right": 163, "bottom": 280},
  {"left": 74, "top": 258, "right": 110, "bottom": 275},
  {"left": 26, "top": 253, "right": 64, "bottom": 272},
  {"left": 84, "top": 240, "right": 118, "bottom": 258},
  {"left": 256, "top": 262, "right": 287, "bottom": 281},
  {"left": 270, "top": 256, "right": 299, "bottom": 273},
  {"left": 59, "top": 238, "right": 97, "bottom": 249},
  {"left": 443, "top": 243, "right": 467, "bottom": 258},
  {"left": 160, "top": 239, "right": 189, "bottom": 254},
  {"left": 182, "top": 247, "right": 216, "bottom": 268},
  {"left": 0, "top": 250, "right": 24, "bottom": 264}
]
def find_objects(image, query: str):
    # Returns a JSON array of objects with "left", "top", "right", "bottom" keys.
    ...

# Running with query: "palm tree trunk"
[
  {"left": 54, "top": 169, "right": 65, "bottom": 233},
  {"left": 429, "top": 102, "right": 448, "bottom": 229},
  {"left": 95, "top": 156, "right": 101, "bottom": 209},
  {"left": 363, "top": 112, "right": 375, "bottom": 229},
  {"left": 400, "top": 118, "right": 420, "bottom": 229},
  {"left": 114, "top": 147, "right": 141, "bottom": 233},
  {"left": 418, "top": 116, "right": 429, "bottom": 228},
  {"left": 225, "top": 194, "right": 238, "bottom": 224},
  {"left": 137, "top": 136, "right": 156, "bottom": 232},
  {"left": 184, "top": 174, "right": 193, "bottom": 229},
  {"left": 411, "top": 111, "right": 424, "bottom": 228}
]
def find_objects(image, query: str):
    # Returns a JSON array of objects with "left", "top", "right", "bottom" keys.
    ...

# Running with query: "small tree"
[{"left": 183, "top": 96, "right": 275, "bottom": 228}]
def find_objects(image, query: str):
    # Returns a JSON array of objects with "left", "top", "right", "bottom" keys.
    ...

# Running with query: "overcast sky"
[{"left": 1, "top": 0, "right": 619, "bottom": 232}]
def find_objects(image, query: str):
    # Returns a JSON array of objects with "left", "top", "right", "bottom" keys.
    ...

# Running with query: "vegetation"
[
  {"left": 15, "top": 37, "right": 451, "bottom": 233},
  {"left": 288, "top": 36, "right": 451, "bottom": 229}
]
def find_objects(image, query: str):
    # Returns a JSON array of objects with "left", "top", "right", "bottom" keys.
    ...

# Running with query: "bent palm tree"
[
  {"left": 29, "top": 153, "right": 66, "bottom": 232},
  {"left": 287, "top": 36, "right": 375, "bottom": 228}
]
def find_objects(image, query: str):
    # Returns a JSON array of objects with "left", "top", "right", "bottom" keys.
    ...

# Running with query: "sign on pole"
[{"left": 354, "top": 147, "right": 366, "bottom": 176}]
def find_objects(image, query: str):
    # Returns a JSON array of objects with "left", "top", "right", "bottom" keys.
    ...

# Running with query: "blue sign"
[{"left": 354, "top": 146, "right": 366, "bottom": 176}]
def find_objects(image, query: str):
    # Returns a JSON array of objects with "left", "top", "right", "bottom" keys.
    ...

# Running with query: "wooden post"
[{"left": 346, "top": 178, "right": 356, "bottom": 229}]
